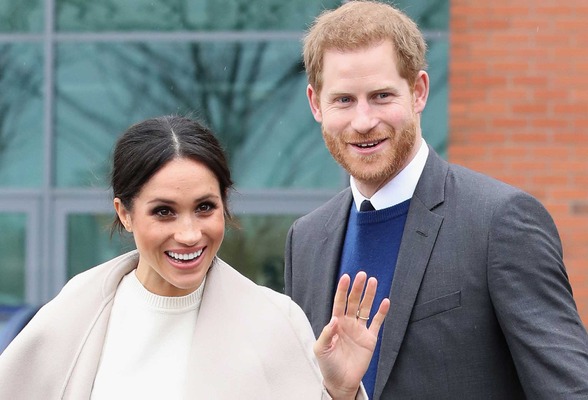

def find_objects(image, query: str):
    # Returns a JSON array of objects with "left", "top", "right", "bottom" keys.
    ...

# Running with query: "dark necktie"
[{"left": 360, "top": 200, "right": 375, "bottom": 212}]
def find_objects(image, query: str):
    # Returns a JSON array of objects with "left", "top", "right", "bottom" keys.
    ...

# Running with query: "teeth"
[
  {"left": 357, "top": 141, "right": 379, "bottom": 148},
  {"left": 167, "top": 249, "right": 203, "bottom": 261}
]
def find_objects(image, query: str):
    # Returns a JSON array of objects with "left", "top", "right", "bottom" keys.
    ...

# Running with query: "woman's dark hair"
[{"left": 110, "top": 115, "right": 233, "bottom": 235}]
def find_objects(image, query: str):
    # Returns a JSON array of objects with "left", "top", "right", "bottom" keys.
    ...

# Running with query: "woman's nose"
[{"left": 174, "top": 219, "right": 201, "bottom": 245}]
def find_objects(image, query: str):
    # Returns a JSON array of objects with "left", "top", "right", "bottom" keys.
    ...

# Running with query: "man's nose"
[{"left": 350, "top": 100, "right": 378, "bottom": 134}]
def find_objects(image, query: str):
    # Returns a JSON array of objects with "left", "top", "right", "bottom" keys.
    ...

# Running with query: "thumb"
[{"left": 314, "top": 316, "right": 339, "bottom": 357}]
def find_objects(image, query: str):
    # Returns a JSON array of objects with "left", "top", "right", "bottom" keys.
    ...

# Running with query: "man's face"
[{"left": 307, "top": 40, "right": 428, "bottom": 197}]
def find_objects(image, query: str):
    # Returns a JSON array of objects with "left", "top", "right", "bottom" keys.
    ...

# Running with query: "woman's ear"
[{"left": 113, "top": 198, "right": 132, "bottom": 232}]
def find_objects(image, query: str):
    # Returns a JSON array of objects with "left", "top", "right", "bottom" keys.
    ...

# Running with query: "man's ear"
[
  {"left": 113, "top": 198, "right": 132, "bottom": 232},
  {"left": 412, "top": 70, "right": 430, "bottom": 114},
  {"left": 307, "top": 84, "right": 323, "bottom": 123}
]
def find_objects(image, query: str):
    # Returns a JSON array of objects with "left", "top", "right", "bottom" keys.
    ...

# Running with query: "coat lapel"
[
  {"left": 373, "top": 148, "right": 448, "bottom": 399},
  {"left": 185, "top": 260, "right": 253, "bottom": 397},
  {"left": 184, "top": 259, "right": 326, "bottom": 399}
]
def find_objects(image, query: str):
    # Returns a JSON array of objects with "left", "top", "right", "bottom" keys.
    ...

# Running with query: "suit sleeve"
[
  {"left": 487, "top": 191, "right": 588, "bottom": 398},
  {"left": 284, "top": 222, "right": 296, "bottom": 297}
]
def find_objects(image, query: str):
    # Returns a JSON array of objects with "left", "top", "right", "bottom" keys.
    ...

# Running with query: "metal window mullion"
[{"left": 40, "top": 0, "right": 56, "bottom": 303}]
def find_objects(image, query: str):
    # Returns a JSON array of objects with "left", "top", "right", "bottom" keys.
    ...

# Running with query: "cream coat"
[{"left": 0, "top": 251, "right": 358, "bottom": 399}]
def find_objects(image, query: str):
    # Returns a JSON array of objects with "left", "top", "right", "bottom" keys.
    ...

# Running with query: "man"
[{"left": 284, "top": 1, "right": 588, "bottom": 399}]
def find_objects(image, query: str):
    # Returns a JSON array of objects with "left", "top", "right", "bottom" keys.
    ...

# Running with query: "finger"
[
  {"left": 332, "top": 274, "right": 351, "bottom": 318},
  {"left": 314, "top": 316, "right": 339, "bottom": 356},
  {"left": 346, "top": 271, "right": 367, "bottom": 319},
  {"left": 368, "top": 298, "right": 390, "bottom": 335},
  {"left": 357, "top": 277, "right": 378, "bottom": 320}
]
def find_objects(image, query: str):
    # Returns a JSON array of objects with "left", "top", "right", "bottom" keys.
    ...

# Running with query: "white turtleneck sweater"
[{"left": 91, "top": 270, "right": 205, "bottom": 400}]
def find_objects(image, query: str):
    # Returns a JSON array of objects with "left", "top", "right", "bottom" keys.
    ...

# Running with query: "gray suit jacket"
[{"left": 285, "top": 147, "right": 588, "bottom": 399}]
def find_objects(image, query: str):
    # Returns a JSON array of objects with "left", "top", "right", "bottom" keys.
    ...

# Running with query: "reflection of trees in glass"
[
  {"left": 67, "top": 214, "right": 134, "bottom": 278},
  {"left": 55, "top": 0, "right": 343, "bottom": 188},
  {"left": 56, "top": 0, "right": 338, "bottom": 32},
  {"left": 0, "top": 44, "right": 43, "bottom": 186},
  {"left": 383, "top": 0, "right": 448, "bottom": 31},
  {"left": 220, "top": 215, "right": 298, "bottom": 292},
  {"left": 0, "top": 214, "right": 26, "bottom": 304},
  {"left": 0, "top": 0, "right": 43, "bottom": 32},
  {"left": 57, "top": 40, "right": 326, "bottom": 188}
]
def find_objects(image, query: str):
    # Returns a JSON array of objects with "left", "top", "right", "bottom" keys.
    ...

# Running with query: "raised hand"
[{"left": 314, "top": 272, "right": 390, "bottom": 399}]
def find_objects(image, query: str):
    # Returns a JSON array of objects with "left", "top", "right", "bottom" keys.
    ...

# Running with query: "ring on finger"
[{"left": 356, "top": 310, "right": 370, "bottom": 321}]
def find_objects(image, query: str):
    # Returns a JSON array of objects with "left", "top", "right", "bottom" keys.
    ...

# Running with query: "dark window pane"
[
  {"left": 56, "top": 0, "right": 339, "bottom": 32},
  {"left": 0, "top": 214, "right": 26, "bottom": 304},
  {"left": 219, "top": 214, "right": 300, "bottom": 291},
  {"left": 67, "top": 214, "right": 133, "bottom": 279},
  {"left": 0, "top": 0, "right": 44, "bottom": 33},
  {"left": 0, "top": 44, "right": 44, "bottom": 187},
  {"left": 55, "top": 41, "right": 341, "bottom": 189}
]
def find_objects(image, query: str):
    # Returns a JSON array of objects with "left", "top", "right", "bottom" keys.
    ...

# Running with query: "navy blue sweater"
[{"left": 339, "top": 199, "right": 410, "bottom": 398}]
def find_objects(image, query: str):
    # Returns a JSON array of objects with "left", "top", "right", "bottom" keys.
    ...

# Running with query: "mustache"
[{"left": 342, "top": 126, "right": 396, "bottom": 142}]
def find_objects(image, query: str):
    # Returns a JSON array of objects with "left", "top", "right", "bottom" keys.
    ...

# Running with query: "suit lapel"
[
  {"left": 311, "top": 190, "right": 353, "bottom": 334},
  {"left": 373, "top": 148, "right": 448, "bottom": 399}
]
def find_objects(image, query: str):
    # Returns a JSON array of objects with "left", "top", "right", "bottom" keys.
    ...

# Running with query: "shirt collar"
[{"left": 350, "top": 138, "right": 429, "bottom": 211}]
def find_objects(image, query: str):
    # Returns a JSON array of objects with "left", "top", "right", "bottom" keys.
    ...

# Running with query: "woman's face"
[{"left": 114, "top": 157, "right": 225, "bottom": 296}]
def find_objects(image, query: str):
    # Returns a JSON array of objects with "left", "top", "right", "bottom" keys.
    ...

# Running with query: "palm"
[{"left": 314, "top": 273, "right": 390, "bottom": 399}]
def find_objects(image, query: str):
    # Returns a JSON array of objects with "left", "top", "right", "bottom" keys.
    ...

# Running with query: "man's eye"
[
  {"left": 377, "top": 93, "right": 390, "bottom": 99},
  {"left": 338, "top": 97, "right": 351, "bottom": 103}
]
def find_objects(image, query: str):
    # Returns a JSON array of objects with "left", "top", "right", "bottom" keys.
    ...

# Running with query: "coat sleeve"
[{"left": 488, "top": 191, "right": 588, "bottom": 398}]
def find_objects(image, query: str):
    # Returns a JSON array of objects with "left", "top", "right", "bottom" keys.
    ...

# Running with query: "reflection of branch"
[
  {"left": 188, "top": 44, "right": 213, "bottom": 122},
  {"left": 55, "top": 0, "right": 328, "bottom": 188},
  {"left": 0, "top": 44, "right": 42, "bottom": 168}
]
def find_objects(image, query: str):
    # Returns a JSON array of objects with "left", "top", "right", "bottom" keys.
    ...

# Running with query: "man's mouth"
[{"left": 354, "top": 140, "right": 383, "bottom": 148}]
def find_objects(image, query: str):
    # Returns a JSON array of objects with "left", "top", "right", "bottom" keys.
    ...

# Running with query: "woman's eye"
[
  {"left": 154, "top": 207, "right": 173, "bottom": 217},
  {"left": 197, "top": 202, "right": 216, "bottom": 213}
]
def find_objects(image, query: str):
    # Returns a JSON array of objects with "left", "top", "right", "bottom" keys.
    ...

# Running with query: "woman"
[{"left": 0, "top": 115, "right": 389, "bottom": 399}]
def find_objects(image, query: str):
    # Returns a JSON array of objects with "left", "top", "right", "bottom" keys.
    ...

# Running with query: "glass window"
[
  {"left": 0, "top": 0, "right": 44, "bottom": 33},
  {"left": 67, "top": 214, "right": 133, "bottom": 279},
  {"left": 56, "top": 0, "right": 339, "bottom": 32},
  {"left": 0, "top": 214, "right": 26, "bottom": 304},
  {"left": 54, "top": 41, "right": 340, "bottom": 189},
  {"left": 0, "top": 44, "right": 44, "bottom": 188},
  {"left": 219, "top": 214, "right": 299, "bottom": 292},
  {"left": 423, "top": 39, "right": 449, "bottom": 158},
  {"left": 392, "top": 0, "right": 449, "bottom": 31}
]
